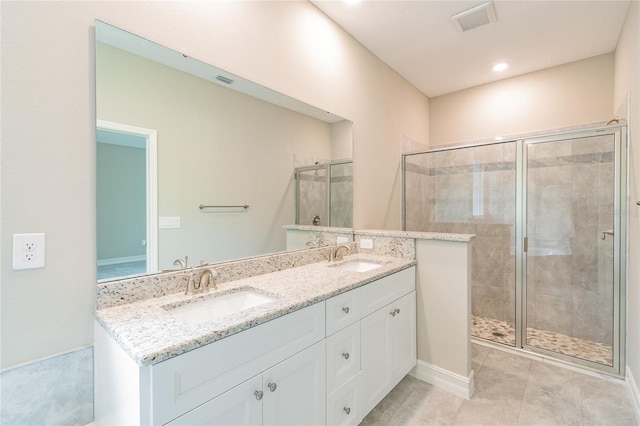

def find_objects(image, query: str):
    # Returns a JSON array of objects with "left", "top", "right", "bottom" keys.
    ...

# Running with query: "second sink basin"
[
  {"left": 333, "top": 260, "right": 383, "bottom": 273},
  {"left": 165, "top": 289, "right": 276, "bottom": 325}
]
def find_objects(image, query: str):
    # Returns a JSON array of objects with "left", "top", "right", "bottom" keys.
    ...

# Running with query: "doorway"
[{"left": 96, "top": 120, "right": 158, "bottom": 280}]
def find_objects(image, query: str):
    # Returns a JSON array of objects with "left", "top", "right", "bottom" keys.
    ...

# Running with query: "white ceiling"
[{"left": 310, "top": 0, "right": 631, "bottom": 98}]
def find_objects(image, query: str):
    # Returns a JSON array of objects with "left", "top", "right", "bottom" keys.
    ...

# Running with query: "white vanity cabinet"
[
  {"left": 167, "top": 341, "right": 326, "bottom": 426},
  {"left": 95, "top": 302, "right": 325, "bottom": 425},
  {"left": 95, "top": 265, "right": 416, "bottom": 426}
]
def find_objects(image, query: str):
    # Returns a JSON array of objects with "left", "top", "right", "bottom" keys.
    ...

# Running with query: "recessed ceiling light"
[{"left": 492, "top": 63, "right": 508, "bottom": 72}]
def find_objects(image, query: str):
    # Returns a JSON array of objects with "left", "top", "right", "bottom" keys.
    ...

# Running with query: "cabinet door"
[
  {"left": 360, "top": 291, "right": 417, "bottom": 416},
  {"left": 166, "top": 375, "right": 262, "bottom": 426},
  {"left": 360, "top": 305, "right": 392, "bottom": 415},
  {"left": 390, "top": 291, "right": 417, "bottom": 383},
  {"left": 263, "top": 341, "right": 326, "bottom": 426}
]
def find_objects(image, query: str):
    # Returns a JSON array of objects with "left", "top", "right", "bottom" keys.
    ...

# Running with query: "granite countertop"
[
  {"left": 355, "top": 229, "right": 475, "bottom": 242},
  {"left": 95, "top": 254, "right": 415, "bottom": 367}
]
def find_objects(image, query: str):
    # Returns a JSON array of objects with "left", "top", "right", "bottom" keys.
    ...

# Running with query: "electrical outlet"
[
  {"left": 359, "top": 238, "right": 374, "bottom": 250},
  {"left": 13, "top": 233, "right": 45, "bottom": 270}
]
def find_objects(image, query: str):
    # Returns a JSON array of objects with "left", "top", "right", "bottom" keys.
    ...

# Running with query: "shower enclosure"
[
  {"left": 295, "top": 160, "right": 353, "bottom": 228},
  {"left": 403, "top": 124, "right": 626, "bottom": 374}
]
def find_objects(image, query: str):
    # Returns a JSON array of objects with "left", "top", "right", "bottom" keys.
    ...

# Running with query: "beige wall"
[
  {"left": 614, "top": 0, "right": 640, "bottom": 388},
  {"left": 0, "top": 1, "right": 429, "bottom": 368},
  {"left": 429, "top": 54, "right": 615, "bottom": 146}
]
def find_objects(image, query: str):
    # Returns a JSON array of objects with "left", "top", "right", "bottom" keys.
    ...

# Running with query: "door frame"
[
  {"left": 97, "top": 119, "right": 158, "bottom": 275},
  {"left": 517, "top": 124, "right": 627, "bottom": 375}
]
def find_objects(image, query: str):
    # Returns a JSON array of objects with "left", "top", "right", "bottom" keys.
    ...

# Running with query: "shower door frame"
[
  {"left": 401, "top": 123, "right": 627, "bottom": 376},
  {"left": 517, "top": 124, "right": 627, "bottom": 375}
]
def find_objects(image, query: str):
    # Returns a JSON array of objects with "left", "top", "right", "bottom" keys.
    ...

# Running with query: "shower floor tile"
[{"left": 472, "top": 315, "right": 613, "bottom": 366}]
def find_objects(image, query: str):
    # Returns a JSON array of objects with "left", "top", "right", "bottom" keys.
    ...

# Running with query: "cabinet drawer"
[
  {"left": 326, "top": 287, "right": 361, "bottom": 336},
  {"left": 327, "top": 372, "right": 362, "bottom": 426},
  {"left": 326, "top": 322, "right": 360, "bottom": 393},
  {"left": 151, "top": 302, "right": 325, "bottom": 425},
  {"left": 361, "top": 267, "right": 415, "bottom": 317}
]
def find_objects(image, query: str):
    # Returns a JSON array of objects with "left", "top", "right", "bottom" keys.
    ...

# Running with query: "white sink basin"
[
  {"left": 165, "top": 289, "right": 276, "bottom": 325},
  {"left": 333, "top": 260, "right": 383, "bottom": 273}
]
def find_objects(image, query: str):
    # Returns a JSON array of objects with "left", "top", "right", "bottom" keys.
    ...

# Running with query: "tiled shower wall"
[{"left": 404, "top": 136, "right": 615, "bottom": 346}]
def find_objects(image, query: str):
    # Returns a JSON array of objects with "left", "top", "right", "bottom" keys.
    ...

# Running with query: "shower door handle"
[{"left": 601, "top": 229, "right": 614, "bottom": 240}]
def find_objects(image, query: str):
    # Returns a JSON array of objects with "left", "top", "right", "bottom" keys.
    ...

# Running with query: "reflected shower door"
[
  {"left": 329, "top": 162, "right": 353, "bottom": 228},
  {"left": 296, "top": 166, "right": 328, "bottom": 226},
  {"left": 524, "top": 134, "right": 616, "bottom": 366}
]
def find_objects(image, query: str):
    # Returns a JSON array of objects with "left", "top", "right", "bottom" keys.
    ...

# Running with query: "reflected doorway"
[{"left": 96, "top": 120, "right": 157, "bottom": 281}]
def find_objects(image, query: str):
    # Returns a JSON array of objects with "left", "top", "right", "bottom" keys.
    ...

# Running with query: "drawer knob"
[
  {"left": 342, "top": 306, "right": 350, "bottom": 314},
  {"left": 268, "top": 382, "right": 277, "bottom": 392},
  {"left": 342, "top": 352, "right": 350, "bottom": 360},
  {"left": 344, "top": 407, "right": 351, "bottom": 415},
  {"left": 254, "top": 390, "right": 263, "bottom": 400}
]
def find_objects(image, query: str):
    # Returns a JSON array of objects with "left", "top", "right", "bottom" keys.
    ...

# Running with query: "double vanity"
[{"left": 95, "top": 245, "right": 417, "bottom": 425}]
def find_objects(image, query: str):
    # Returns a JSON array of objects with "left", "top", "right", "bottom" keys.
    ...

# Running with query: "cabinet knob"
[
  {"left": 342, "top": 352, "right": 350, "bottom": 360},
  {"left": 342, "top": 306, "right": 350, "bottom": 314},
  {"left": 254, "top": 390, "right": 263, "bottom": 400},
  {"left": 395, "top": 308, "right": 401, "bottom": 314},
  {"left": 268, "top": 382, "right": 277, "bottom": 392},
  {"left": 344, "top": 407, "right": 351, "bottom": 415},
  {"left": 390, "top": 310, "right": 396, "bottom": 317}
]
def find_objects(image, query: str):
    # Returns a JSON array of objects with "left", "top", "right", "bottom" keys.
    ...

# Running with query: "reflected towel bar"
[{"left": 199, "top": 204, "right": 249, "bottom": 210}]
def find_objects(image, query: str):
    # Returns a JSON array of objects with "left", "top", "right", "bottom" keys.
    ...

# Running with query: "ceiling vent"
[{"left": 451, "top": 1, "right": 497, "bottom": 32}]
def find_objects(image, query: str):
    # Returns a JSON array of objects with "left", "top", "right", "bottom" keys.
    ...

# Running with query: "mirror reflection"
[{"left": 96, "top": 21, "right": 353, "bottom": 281}]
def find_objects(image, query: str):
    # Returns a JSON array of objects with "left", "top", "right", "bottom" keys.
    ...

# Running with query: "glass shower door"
[
  {"left": 404, "top": 142, "right": 517, "bottom": 347},
  {"left": 296, "top": 166, "right": 328, "bottom": 226},
  {"left": 523, "top": 133, "right": 617, "bottom": 367}
]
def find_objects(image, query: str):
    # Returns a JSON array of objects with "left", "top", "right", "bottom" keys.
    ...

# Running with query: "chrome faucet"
[
  {"left": 173, "top": 256, "right": 188, "bottom": 269},
  {"left": 329, "top": 244, "right": 351, "bottom": 262}
]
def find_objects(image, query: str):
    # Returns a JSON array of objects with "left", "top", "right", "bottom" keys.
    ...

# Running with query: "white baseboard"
[
  {"left": 626, "top": 366, "right": 640, "bottom": 424},
  {"left": 409, "top": 360, "right": 474, "bottom": 400},
  {"left": 97, "top": 255, "right": 145, "bottom": 266}
]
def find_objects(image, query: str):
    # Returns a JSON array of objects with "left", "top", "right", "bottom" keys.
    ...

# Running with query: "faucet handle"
[{"left": 180, "top": 272, "right": 196, "bottom": 295}]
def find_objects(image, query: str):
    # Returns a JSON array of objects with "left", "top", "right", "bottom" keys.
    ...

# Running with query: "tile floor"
[
  {"left": 360, "top": 343, "right": 638, "bottom": 426},
  {"left": 97, "top": 260, "right": 146, "bottom": 281}
]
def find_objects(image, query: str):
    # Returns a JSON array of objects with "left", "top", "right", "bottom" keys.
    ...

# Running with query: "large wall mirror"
[{"left": 96, "top": 21, "right": 353, "bottom": 282}]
